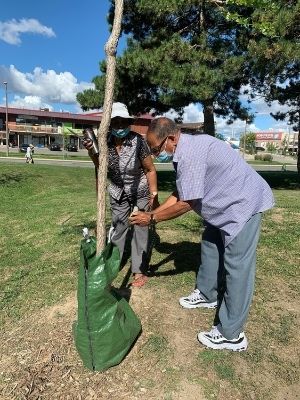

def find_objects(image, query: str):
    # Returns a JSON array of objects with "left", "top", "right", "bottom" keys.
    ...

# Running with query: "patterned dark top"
[{"left": 107, "top": 131, "right": 151, "bottom": 201}]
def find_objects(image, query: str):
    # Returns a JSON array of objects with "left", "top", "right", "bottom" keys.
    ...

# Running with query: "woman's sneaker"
[
  {"left": 179, "top": 289, "right": 217, "bottom": 309},
  {"left": 197, "top": 326, "right": 248, "bottom": 351}
]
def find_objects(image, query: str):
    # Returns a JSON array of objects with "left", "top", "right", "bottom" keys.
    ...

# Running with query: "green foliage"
[
  {"left": 254, "top": 153, "right": 273, "bottom": 161},
  {"left": 239, "top": 132, "right": 256, "bottom": 153},
  {"left": 266, "top": 142, "right": 277, "bottom": 153},
  {"left": 226, "top": 0, "right": 282, "bottom": 36},
  {"left": 77, "top": 0, "right": 258, "bottom": 134}
]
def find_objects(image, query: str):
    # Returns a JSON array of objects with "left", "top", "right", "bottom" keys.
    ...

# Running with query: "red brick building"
[{"left": 0, "top": 107, "right": 155, "bottom": 149}]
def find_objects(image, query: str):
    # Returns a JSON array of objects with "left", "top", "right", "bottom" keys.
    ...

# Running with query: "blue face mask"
[
  {"left": 111, "top": 127, "right": 130, "bottom": 138},
  {"left": 156, "top": 150, "right": 173, "bottom": 163}
]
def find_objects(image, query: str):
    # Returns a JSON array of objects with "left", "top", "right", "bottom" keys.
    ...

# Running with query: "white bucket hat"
[{"left": 111, "top": 103, "right": 134, "bottom": 119}]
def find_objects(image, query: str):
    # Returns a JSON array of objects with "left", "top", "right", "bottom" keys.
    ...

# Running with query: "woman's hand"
[
  {"left": 83, "top": 138, "right": 99, "bottom": 166},
  {"left": 83, "top": 138, "right": 94, "bottom": 151}
]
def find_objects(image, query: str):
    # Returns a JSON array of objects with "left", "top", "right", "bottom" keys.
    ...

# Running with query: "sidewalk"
[{"left": 240, "top": 152, "right": 297, "bottom": 165}]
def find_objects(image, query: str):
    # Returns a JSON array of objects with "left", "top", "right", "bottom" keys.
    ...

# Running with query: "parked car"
[
  {"left": 66, "top": 144, "right": 78, "bottom": 152},
  {"left": 50, "top": 143, "right": 61, "bottom": 151},
  {"left": 19, "top": 144, "right": 34, "bottom": 153}
]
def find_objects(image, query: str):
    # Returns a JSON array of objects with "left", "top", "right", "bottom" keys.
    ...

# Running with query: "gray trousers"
[
  {"left": 110, "top": 193, "right": 150, "bottom": 274},
  {"left": 197, "top": 213, "right": 262, "bottom": 339}
]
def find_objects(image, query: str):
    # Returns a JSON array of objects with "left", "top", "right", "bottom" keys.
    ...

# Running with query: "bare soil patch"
[{"left": 1, "top": 288, "right": 208, "bottom": 400}]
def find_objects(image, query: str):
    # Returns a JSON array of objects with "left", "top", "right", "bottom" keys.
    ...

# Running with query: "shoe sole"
[
  {"left": 197, "top": 333, "right": 248, "bottom": 351},
  {"left": 179, "top": 299, "right": 218, "bottom": 309}
]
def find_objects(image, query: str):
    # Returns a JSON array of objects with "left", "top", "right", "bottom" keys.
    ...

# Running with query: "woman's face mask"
[{"left": 111, "top": 127, "right": 130, "bottom": 138}]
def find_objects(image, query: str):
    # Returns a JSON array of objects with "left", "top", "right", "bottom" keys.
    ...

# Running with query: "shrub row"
[{"left": 254, "top": 154, "right": 273, "bottom": 162}]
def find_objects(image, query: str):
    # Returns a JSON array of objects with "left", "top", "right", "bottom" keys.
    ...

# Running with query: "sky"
[{"left": 0, "top": 0, "right": 292, "bottom": 137}]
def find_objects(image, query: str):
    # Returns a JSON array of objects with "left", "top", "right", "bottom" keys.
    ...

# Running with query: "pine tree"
[{"left": 77, "top": 0, "right": 257, "bottom": 135}]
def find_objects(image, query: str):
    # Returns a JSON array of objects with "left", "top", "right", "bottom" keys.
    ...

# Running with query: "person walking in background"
[
  {"left": 25, "top": 144, "right": 34, "bottom": 164},
  {"left": 83, "top": 104, "right": 159, "bottom": 288},
  {"left": 130, "top": 117, "right": 275, "bottom": 350}
]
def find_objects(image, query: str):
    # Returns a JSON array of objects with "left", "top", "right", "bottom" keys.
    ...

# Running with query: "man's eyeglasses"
[{"left": 149, "top": 137, "right": 168, "bottom": 156}]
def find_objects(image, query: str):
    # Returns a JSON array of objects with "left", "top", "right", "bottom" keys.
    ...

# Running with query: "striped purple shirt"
[{"left": 173, "top": 133, "right": 275, "bottom": 246}]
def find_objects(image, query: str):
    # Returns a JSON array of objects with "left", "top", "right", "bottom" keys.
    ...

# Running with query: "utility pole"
[
  {"left": 243, "top": 118, "right": 247, "bottom": 159},
  {"left": 3, "top": 82, "right": 9, "bottom": 157},
  {"left": 292, "top": 129, "right": 296, "bottom": 155}
]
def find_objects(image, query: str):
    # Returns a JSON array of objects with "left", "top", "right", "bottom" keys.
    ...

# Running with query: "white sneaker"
[
  {"left": 179, "top": 289, "right": 217, "bottom": 309},
  {"left": 197, "top": 326, "right": 248, "bottom": 351}
]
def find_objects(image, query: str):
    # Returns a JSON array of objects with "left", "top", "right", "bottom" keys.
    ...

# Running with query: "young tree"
[
  {"left": 96, "top": 0, "right": 124, "bottom": 253},
  {"left": 239, "top": 132, "right": 256, "bottom": 154},
  {"left": 77, "top": 0, "right": 257, "bottom": 136}
]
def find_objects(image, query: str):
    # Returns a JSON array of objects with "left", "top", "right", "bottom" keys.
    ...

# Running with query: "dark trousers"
[{"left": 110, "top": 194, "right": 150, "bottom": 274}]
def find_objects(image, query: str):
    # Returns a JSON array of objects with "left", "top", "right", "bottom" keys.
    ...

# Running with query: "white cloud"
[
  {"left": 0, "top": 18, "right": 55, "bottom": 45},
  {"left": 250, "top": 97, "right": 290, "bottom": 117},
  {"left": 162, "top": 89, "right": 294, "bottom": 136},
  {"left": 240, "top": 84, "right": 291, "bottom": 117},
  {"left": 163, "top": 103, "right": 260, "bottom": 137},
  {"left": 182, "top": 103, "right": 204, "bottom": 123},
  {"left": 163, "top": 103, "right": 204, "bottom": 122},
  {"left": 0, "top": 65, "right": 94, "bottom": 105},
  {"left": 9, "top": 95, "right": 53, "bottom": 111}
]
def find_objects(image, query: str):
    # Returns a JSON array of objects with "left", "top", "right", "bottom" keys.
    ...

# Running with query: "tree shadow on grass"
[
  {"left": 259, "top": 171, "right": 299, "bottom": 189},
  {"left": 59, "top": 220, "right": 100, "bottom": 236},
  {"left": 157, "top": 170, "right": 176, "bottom": 192},
  {"left": 157, "top": 170, "right": 300, "bottom": 191},
  {"left": 149, "top": 240, "right": 200, "bottom": 277},
  {"left": 0, "top": 171, "right": 28, "bottom": 185}
]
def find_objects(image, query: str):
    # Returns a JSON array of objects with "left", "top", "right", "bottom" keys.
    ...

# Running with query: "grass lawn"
[{"left": 0, "top": 164, "right": 299, "bottom": 399}]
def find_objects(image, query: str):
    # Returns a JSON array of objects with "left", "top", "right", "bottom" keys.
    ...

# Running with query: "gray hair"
[{"left": 148, "top": 117, "right": 178, "bottom": 140}]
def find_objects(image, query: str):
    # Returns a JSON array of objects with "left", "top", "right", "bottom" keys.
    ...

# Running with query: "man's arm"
[
  {"left": 153, "top": 191, "right": 179, "bottom": 213},
  {"left": 129, "top": 199, "right": 193, "bottom": 226}
]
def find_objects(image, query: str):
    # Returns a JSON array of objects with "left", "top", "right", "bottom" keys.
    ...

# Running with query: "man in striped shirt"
[{"left": 129, "top": 117, "right": 275, "bottom": 351}]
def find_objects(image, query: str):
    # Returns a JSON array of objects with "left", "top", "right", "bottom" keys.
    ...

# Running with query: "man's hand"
[{"left": 129, "top": 211, "right": 152, "bottom": 226}]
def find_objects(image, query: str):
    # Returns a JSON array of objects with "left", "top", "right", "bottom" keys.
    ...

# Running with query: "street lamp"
[
  {"left": 3, "top": 81, "right": 9, "bottom": 156},
  {"left": 243, "top": 118, "right": 248, "bottom": 159}
]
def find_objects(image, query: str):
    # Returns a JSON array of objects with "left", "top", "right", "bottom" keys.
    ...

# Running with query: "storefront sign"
[{"left": 256, "top": 132, "right": 283, "bottom": 140}]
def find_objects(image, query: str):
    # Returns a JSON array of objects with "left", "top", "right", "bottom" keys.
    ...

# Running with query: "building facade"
[
  {"left": 255, "top": 130, "right": 298, "bottom": 154},
  {"left": 0, "top": 107, "right": 104, "bottom": 149},
  {"left": 0, "top": 107, "right": 160, "bottom": 150}
]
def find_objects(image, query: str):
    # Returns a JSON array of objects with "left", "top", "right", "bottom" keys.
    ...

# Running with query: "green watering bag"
[{"left": 73, "top": 236, "right": 142, "bottom": 371}]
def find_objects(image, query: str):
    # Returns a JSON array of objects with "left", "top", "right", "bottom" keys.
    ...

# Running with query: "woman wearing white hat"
[
  {"left": 25, "top": 144, "right": 34, "bottom": 164},
  {"left": 83, "top": 103, "right": 159, "bottom": 288}
]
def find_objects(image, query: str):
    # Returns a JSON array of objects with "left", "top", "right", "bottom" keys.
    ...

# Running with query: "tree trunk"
[
  {"left": 203, "top": 100, "right": 215, "bottom": 136},
  {"left": 297, "top": 115, "right": 300, "bottom": 174},
  {"left": 96, "top": 0, "right": 124, "bottom": 254}
]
